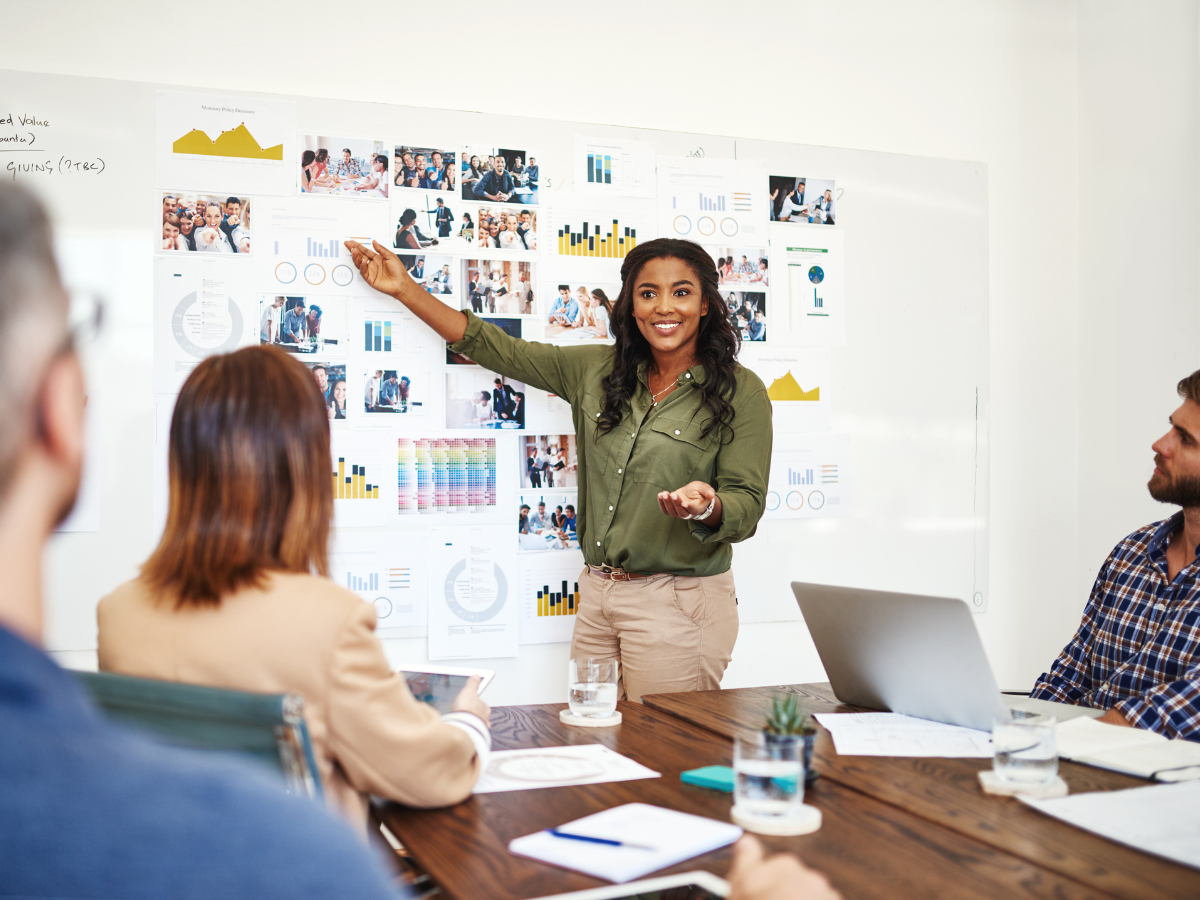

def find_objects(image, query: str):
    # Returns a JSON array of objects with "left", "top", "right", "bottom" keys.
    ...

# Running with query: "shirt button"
[
  {"left": 618, "top": 468, "right": 622, "bottom": 474},
  {"left": 609, "top": 505, "right": 614, "bottom": 511},
  {"left": 685, "top": 373, "right": 691, "bottom": 379},
  {"left": 596, "top": 541, "right": 601, "bottom": 547},
  {"left": 675, "top": 429, "right": 681, "bottom": 435},
  {"left": 1155, "top": 604, "right": 1166, "bottom": 611}
]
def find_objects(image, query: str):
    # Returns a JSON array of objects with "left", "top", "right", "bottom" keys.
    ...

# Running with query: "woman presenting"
[{"left": 346, "top": 237, "right": 772, "bottom": 701}]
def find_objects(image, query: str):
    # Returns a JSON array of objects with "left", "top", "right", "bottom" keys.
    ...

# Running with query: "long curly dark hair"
[{"left": 599, "top": 238, "right": 741, "bottom": 442}]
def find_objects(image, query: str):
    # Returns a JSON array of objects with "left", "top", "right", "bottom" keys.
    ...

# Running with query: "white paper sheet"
[
  {"left": 764, "top": 433, "right": 852, "bottom": 519},
  {"left": 428, "top": 526, "right": 518, "bottom": 659},
  {"left": 476, "top": 744, "right": 660, "bottom": 794},
  {"left": 739, "top": 346, "right": 831, "bottom": 433},
  {"left": 657, "top": 156, "right": 768, "bottom": 244},
  {"left": 573, "top": 136, "right": 657, "bottom": 197},
  {"left": 815, "top": 712, "right": 993, "bottom": 757},
  {"left": 1023, "top": 781, "right": 1200, "bottom": 870},
  {"left": 771, "top": 225, "right": 845, "bottom": 347},
  {"left": 509, "top": 802, "right": 740, "bottom": 884},
  {"left": 517, "top": 551, "right": 585, "bottom": 644}
]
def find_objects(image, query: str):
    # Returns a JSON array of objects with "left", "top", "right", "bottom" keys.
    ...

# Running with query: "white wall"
[
  {"left": 5, "top": 1, "right": 1195, "bottom": 697},
  {"left": 1076, "top": 2, "right": 1200, "bottom": 623}
]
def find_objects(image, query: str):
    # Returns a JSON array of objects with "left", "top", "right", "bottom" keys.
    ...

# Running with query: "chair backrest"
[{"left": 74, "top": 670, "right": 323, "bottom": 801}]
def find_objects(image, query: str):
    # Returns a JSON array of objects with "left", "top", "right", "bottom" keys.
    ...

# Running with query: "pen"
[{"left": 547, "top": 829, "right": 657, "bottom": 851}]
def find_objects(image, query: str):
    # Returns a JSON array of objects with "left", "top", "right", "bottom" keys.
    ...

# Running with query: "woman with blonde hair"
[{"left": 97, "top": 345, "right": 490, "bottom": 836}]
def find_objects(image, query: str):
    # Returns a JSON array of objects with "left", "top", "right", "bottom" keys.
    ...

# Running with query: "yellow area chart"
[
  {"left": 172, "top": 123, "right": 284, "bottom": 161},
  {"left": 767, "top": 372, "right": 820, "bottom": 402}
]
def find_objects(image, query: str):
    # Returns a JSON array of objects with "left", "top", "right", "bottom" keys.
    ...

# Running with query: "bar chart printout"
[
  {"left": 333, "top": 456, "right": 380, "bottom": 500},
  {"left": 587, "top": 153, "right": 612, "bottom": 184},
  {"left": 536, "top": 580, "right": 580, "bottom": 617},
  {"left": 365, "top": 319, "right": 394, "bottom": 352},
  {"left": 556, "top": 217, "right": 638, "bottom": 258},
  {"left": 397, "top": 437, "right": 498, "bottom": 514},
  {"left": 518, "top": 552, "right": 586, "bottom": 644}
]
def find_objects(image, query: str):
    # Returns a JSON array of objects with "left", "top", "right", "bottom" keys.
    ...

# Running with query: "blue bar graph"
[
  {"left": 587, "top": 153, "right": 613, "bottom": 184},
  {"left": 788, "top": 468, "right": 814, "bottom": 486},
  {"left": 814, "top": 289, "right": 824, "bottom": 308},
  {"left": 304, "top": 237, "right": 339, "bottom": 258},
  {"left": 346, "top": 572, "right": 379, "bottom": 592},
  {"left": 698, "top": 193, "right": 726, "bottom": 212}
]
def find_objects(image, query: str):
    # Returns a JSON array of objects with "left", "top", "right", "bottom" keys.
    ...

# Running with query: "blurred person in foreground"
[{"left": 0, "top": 181, "right": 404, "bottom": 898}]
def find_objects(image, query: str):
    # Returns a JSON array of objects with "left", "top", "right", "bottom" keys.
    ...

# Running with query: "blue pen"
[{"left": 547, "top": 829, "right": 657, "bottom": 851}]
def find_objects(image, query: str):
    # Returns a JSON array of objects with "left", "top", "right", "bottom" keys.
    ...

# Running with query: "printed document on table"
[
  {"left": 814, "top": 712, "right": 993, "bottom": 758},
  {"left": 1023, "top": 781, "right": 1200, "bottom": 870},
  {"left": 474, "top": 744, "right": 660, "bottom": 794},
  {"left": 509, "top": 802, "right": 741, "bottom": 883}
]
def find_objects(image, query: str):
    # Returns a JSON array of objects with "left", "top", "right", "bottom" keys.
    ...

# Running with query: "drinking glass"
[
  {"left": 567, "top": 658, "right": 619, "bottom": 717},
  {"left": 993, "top": 709, "right": 1057, "bottom": 784},
  {"left": 733, "top": 735, "right": 804, "bottom": 821}
]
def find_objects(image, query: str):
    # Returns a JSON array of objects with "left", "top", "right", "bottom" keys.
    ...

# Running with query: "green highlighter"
[{"left": 680, "top": 765, "right": 735, "bottom": 793}]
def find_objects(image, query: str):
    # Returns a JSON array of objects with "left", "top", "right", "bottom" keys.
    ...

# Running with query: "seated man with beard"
[{"left": 1033, "top": 369, "right": 1200, "bottom": 741}]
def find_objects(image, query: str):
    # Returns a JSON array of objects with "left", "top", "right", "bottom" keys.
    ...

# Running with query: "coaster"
[
  {"left": 978, "top": 770, "right": 1068, "bottom": 798},
  {"left": 732, "top": 804, "right": 822, "bottom": 836},
  {"left": 559, "top": 709, "right": 622, "bottom": 728}
]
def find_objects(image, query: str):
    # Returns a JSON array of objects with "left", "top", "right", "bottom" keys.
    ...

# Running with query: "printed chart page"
[{"left": 428, "top": 526, "right": 518, "bottom": 659}]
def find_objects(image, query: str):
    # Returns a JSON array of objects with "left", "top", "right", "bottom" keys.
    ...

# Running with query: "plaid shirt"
[
  {"left": 1033, "top": 512, "right": 1200, "bottom": 741},
  {"left": 333, "top": 158, "right": 362, "bottom": 178}
]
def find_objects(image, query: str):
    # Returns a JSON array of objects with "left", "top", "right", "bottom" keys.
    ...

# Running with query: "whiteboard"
[{"left": 2, "top": 70, "right": 988, "bottom": 697}]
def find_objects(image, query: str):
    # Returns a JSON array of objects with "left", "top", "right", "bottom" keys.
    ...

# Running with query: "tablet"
[
  {"left": 397, "top": 665, "right": 495, "bottom": 714},
  {"left": 529, "top": 871, "right": 729, "bottom": 899}
]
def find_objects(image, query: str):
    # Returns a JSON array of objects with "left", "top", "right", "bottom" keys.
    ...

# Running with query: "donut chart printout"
[
  {"left": 763, "top": 433, "right": 852, "bottom": 520},
  {"left": 428, "top": 526, "right": 518, "bottom": 659}
]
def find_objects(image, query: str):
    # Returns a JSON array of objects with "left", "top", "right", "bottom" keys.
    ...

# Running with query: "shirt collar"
[
  {"left": 1147, "top": 510, "right": 1187, "bottom": 562},
  {"left": 636, "top": 360, "right": 707, "bottom": 390}
]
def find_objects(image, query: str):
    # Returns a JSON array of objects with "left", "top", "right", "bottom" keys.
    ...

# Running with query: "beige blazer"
[{"left": 97, "top": 572, "right": 484, "bottom": 834}]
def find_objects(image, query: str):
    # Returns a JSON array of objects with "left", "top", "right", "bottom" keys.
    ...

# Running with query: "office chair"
[{"left": 74, "top": 670, "right": 323, "bottom": 801}]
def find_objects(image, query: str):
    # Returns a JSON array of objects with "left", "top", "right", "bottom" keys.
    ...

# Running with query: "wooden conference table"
[{"left": 376, "top": 688, "right": 1200, "bottom": 900}]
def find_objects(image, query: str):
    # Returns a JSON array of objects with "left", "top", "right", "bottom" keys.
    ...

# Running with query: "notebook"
[
  {"left": 1056, "top": 718, "right": 1200, "bottom": 781},
  {"left": 509, "top": 803, "right": 743, "bottom": 883}
]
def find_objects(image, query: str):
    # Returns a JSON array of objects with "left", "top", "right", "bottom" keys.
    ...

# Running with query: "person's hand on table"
[
  {"left": 452, "top": 675, "right": 491, "bottom": 725},
  {"left": 345, "top": 240, "right": 416, "bottom": 297},
  {"left": 1098, "top": 707, "right": 1134, "bottom": 727},
  {"left": 657, "top": 481, "right": 720, "bottom": 522},
  {"left": 727, "top": 836, "right": 841, "bottom": 900}
]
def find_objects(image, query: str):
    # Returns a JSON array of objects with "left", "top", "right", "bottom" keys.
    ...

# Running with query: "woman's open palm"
[{"left": 345, "top": 240, "right": 411, "bottom": 296}]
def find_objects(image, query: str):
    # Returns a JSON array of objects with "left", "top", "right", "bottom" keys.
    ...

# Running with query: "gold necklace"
[{"left": 649, "top": 368, "right": 692, "bottom": 406}]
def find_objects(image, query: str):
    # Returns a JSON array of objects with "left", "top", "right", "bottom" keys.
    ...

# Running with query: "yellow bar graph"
[
  {"left": 556, "top": 216, "right": 638, "bottom": 259},
  {"left": 333, "top": 457, "right": 380, "bottom": 501}
]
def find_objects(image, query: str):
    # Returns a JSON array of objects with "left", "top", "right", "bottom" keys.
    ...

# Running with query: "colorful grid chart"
[
  {"left": 537, "top": 579, "right": 579, "bottom": 617},
  {"left": 397, "top": 437, "right": 497, "bottom": 514},
  {"left": 333, "top": 457, "right": 380, "bottom": 499}
]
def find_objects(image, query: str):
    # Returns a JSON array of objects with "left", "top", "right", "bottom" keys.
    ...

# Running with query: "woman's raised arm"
[{"left": 345, "top": 240, "right": 468, "bottom": 343}]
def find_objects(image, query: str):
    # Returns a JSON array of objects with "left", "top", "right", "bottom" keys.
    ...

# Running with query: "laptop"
[{"left": 791, "top": 582, "right": 1105, "bottom": 732}]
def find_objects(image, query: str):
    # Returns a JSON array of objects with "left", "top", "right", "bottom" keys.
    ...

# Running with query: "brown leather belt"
[{"left": 588, "top": 565, "right": 646, "bottom": 582}]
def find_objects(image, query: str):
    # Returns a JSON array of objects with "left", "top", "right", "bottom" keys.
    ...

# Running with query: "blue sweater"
[{"left": 0, "top": 625, "right": 404, "bottom": 899}]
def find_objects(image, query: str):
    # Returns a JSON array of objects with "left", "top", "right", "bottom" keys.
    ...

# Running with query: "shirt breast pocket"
[
  {"left": 578, "top": 394, "right": 616, "bottom": 475},
  {"left": 633, "top": 418, "right": 714, "bottom": 488}
]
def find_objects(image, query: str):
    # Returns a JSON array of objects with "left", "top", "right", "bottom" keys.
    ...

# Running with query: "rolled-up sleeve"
[
  {"left": 689, "top": 386, "right": 773, "bottom": 545},
  {"left": 448, "top": 310, "right": 607, "bottom": 400}
]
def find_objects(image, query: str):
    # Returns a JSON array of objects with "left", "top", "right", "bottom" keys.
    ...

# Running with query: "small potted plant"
[{"left": 763, "top": 693, "right": 818, "bottom": 785}]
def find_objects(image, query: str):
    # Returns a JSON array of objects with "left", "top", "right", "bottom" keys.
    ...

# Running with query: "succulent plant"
[{"left": 763, "top": 693, "right": 815, "bottom": 737}]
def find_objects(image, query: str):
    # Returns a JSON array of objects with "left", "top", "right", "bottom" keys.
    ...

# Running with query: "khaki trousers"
[{"left": 570, "top": 567, "right": 739, "bottom": 703}]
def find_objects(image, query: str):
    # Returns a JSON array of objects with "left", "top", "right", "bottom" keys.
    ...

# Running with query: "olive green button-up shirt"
[{"left": 450, "top": 312, "right": 773, "bottom": 576}]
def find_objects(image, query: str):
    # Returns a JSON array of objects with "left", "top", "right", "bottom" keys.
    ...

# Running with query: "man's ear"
[{"left": 36, "top": 354, "right": 85, "bottom": 469}]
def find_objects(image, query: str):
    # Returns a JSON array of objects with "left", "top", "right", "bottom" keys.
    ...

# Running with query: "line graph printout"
[
  {"left": 657, "top": 157, "right": 767, "bottom": 243},
  {"left": 814, "top": 713, "right": 993, "bottom": 758},
  {"left": 739, "top": 347, "right": 831, "bottom": 433},
  {"left": 156, "top": 90, "right": 297, "bottom": 195},
  {"left": 328, "top": 530, "right": 428, "bottom": 631}
]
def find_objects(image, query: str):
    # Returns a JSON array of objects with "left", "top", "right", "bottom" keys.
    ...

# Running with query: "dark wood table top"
[
  {"left": 378, "top": 701, "right": 1127, "bottom": 900},
  {"left": 641, "top": 683, "right": 1200, "bottom": 900}
]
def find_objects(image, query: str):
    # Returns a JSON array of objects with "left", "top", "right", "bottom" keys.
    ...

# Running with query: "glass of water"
[
  {"left": 733, "top": 735, "right": 804, "bottom": 821},
  {"left": 993, "top": 710, "right": 1057, "bottom": 784},
  {"left": 568, "top": 658, "right": 619, "bottom": 718}
]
